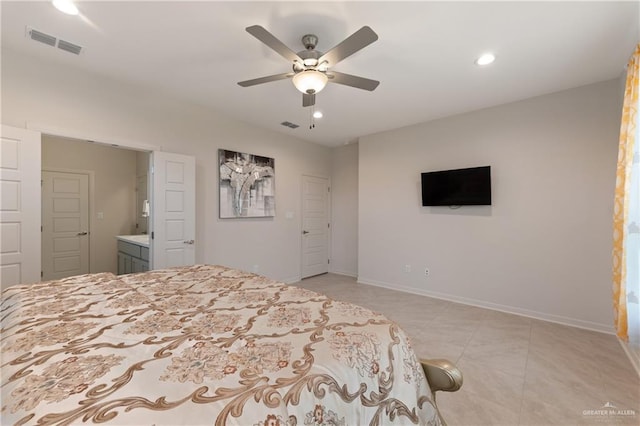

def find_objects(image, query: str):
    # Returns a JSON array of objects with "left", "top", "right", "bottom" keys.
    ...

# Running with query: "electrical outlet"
[
  {"left": 424, "top": 268, "right": 430, "bottom": 276},
  {"left": 404, "top": 264, "right": 411, "bottom": 273}
]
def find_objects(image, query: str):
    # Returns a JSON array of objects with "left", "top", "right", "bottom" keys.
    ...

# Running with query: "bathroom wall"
[{"left": 135, "top": 151, "right": 150, "bottom": 234}]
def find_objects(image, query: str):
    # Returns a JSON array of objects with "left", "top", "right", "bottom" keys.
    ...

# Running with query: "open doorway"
[{"left": 41, "top": 135, "right": 150, "bottom": 279}]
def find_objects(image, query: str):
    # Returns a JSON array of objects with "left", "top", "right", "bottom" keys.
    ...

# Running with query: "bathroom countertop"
[{"left": 116, "top": 234, "right": 149, "bottom": 248}]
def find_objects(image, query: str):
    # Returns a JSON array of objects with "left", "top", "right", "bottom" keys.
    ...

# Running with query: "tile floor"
[{"left": 296, "top": 273, "right": 640, "bottom": 426}]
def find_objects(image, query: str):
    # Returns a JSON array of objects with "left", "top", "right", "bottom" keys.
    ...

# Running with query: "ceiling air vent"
[
  {"left": 28, "top": 28, "right": 56, "bottom": 47},
  {"left": 57, "top": 39, "right": 82, "bottom": 55},
  {"left": 281, "top": 121, "right": 299, "bottom": 129},
  {"left": 26, "top": 26, "right": 82, "bottom": 55}
]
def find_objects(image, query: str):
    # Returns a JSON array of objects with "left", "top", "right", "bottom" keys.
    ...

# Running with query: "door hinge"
[
  {"left": 151, "top": 231, "right": 154, "bottom": 240},
  {"left": 41, "top": 226, "right": 43, "bottom": 232},
  {"left": 328, "top": 187, "right": 330, "bottom": 193},
  {"left": 328, "top": 259, "right": 330, "bottom": 264},
  {"left": 41, "top": 271, "right": 43, "bottom": 278},
  {"left": 327, "top": 223, "right": 330, "bottom": 228}
]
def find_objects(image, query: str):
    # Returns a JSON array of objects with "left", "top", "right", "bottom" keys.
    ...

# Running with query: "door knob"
[
  {"left": 183, "top": 240, "right": 195, "bottom": 244},
  {"left": 302, "top": 230, "right": 309, "bottom": 235},
  {"left": 77, "top": 231, "right": 88, "bottom": 236}
]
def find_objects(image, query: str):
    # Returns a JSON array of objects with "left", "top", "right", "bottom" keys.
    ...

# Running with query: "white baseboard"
[
  {"left": 618, "top": 338, "right": 640, "bottom": 378},
  {"left": 357, "top": 276, "right": 614, "bottom": 335},
  {"left": 328, "top": 268, "right": 358, "bottom": 278}
]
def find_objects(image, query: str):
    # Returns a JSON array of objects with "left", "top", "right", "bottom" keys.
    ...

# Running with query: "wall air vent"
[
  {"left": 26, "top": 27, "right": 82, "bottom": 55},
  {"left": 28, "top": 28, "right": 56, "bottom": 47},
  {"left": 57, "top": 39, "right": 82, "bottom": 55},
  {"left": 281, "top": 121, "right": 300, "bottom": 129}
]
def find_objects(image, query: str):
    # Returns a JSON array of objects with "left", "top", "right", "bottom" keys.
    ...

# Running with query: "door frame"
[
  {"left": 26, "top": 122, "right": 158, "bottom": 153},
  {"left": 300, "top": 174, "right": 331, "bottom": 279},
  {"left": 41, "top": 167, "right": 95, "bottom": 275},
  {"left": 27, "top": 122, "right": 159, "bottom": 276}
]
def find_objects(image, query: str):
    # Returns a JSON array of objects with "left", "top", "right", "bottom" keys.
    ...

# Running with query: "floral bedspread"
[{"left": 1, "top": 265, "right": 440, "bottom": 425}]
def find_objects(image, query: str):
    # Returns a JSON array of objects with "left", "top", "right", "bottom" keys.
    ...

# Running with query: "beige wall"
[
  {"left": 330, "top": 142, "right": 359, "bottom": 276},
  {"left": 42, "top": 136, "right": 138, "bottom": 274},
  {"left": 135, "top": 151, "right": 150, "bottom": 234},
  {"left": 2, "top": 48, "right": 331, "bottom": 283},
  {"left": 359, "top": 79, "right": 622, "bottom": 333}
]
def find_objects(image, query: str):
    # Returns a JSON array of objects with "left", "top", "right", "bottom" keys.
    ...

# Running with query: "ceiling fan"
[{"left": 238, "top": 25, "right": 380, "bottom": 107}]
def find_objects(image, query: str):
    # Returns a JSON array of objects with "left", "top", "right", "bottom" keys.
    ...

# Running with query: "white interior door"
[
  {"left": 41, "top": 170, "right": 90, "bottom": 281},
  {"left": 0, "top": 125, "right": 41, "bottom": 289},
  {"left": 301, "top": 175, "right": 329, "bottom": 278},
  {"left": 151, "top": 151, "right": 196, "bottom": 269}
]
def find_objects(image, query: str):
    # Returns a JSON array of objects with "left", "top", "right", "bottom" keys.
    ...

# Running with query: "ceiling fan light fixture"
[{"left": 292, "top": 70, "right": 328, "bottom": 94}]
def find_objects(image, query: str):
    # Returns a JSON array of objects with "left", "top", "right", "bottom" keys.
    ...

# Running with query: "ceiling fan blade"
[
  {"left": 302, "top": 93, "right": 316, "bottom": 107},
  {"left": 246, "top": 25, "right": 302, "bottom": 63},
  {"left": 238, "top": 73, "right": 293, "bottom": 87},
  {"left": 318, "top": 26, "right": 378, "bottom": 67},
  {"left": 327, "top": 71, "right": 379, "bottom": 91}
]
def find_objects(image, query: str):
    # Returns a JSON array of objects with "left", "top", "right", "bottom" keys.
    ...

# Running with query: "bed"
[{"left": 1, "top": 265, "right": 460, "bottom": 425}]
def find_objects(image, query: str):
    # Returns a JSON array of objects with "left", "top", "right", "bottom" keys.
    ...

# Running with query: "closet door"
[{"left": 301, "top": 175, "right": 329, "bottom": 278}]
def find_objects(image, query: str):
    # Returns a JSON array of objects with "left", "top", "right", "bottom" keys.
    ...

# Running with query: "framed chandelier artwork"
[{"left": 218, "top": 149, "right": 275, "bottom": 218}]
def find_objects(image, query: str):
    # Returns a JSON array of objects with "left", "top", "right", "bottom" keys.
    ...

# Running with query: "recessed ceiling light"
[
  {"left": 52, "top": 0, "right": 79, "bottom": 16},
  {"left": 313, "top": 111, "right": 323, "bottom": 119},
  {"left": 475, "top": 53, "right": 496, "bottom": 66}
]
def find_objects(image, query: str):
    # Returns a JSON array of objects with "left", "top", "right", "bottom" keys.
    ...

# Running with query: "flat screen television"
[{"left": 421, "top": 166, "right": 491, "bottom": 206}]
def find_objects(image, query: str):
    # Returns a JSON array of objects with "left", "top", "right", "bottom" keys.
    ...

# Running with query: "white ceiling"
[{"left": 2, "top": 1, "right": 638, "bottom": 147}]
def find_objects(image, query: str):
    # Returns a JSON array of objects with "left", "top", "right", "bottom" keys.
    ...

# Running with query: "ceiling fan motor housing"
[{"left": 301, "top": 34, "right": 318, "bottom": 50}]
